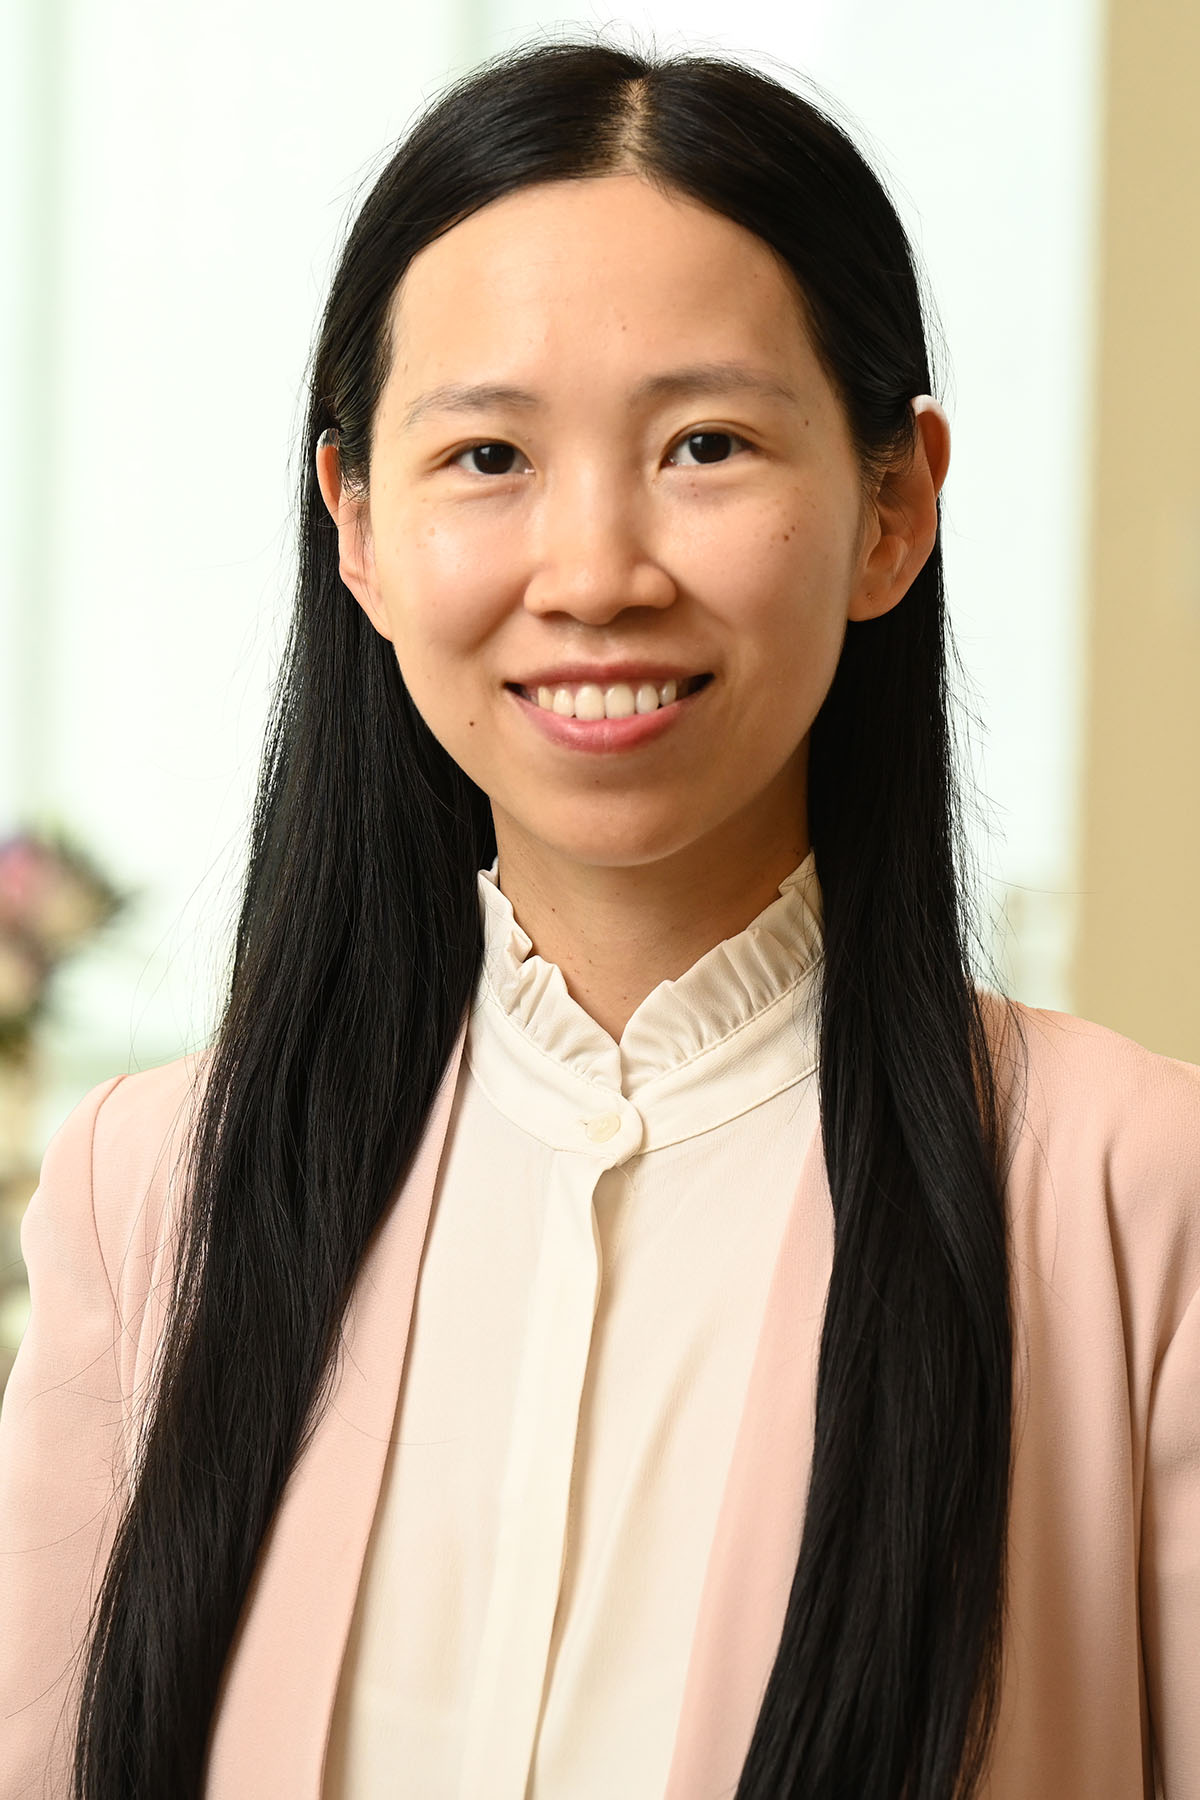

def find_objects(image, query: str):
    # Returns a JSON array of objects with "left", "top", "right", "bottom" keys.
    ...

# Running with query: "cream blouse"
[{"left": 323, "top": 854, "right": 825, "bottom": 1799}]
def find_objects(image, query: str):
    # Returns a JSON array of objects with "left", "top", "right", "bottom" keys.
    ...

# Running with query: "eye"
[
  {"left": 448, "top": 441, "right": 531, "bottom": 477},
  {"left": 667, "top": 429, "right": 752, "bottom": 468}
]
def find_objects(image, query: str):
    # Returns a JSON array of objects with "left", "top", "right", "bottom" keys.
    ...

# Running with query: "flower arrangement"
[{"left": 0, "top": 821, "right": 133, "bottom": 1064}]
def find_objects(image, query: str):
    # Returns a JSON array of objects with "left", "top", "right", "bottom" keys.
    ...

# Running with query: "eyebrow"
[{"left": 401, "top": 361, "right": 800, "bottom": 431}]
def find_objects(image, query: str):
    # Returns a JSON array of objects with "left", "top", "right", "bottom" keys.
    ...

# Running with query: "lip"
[
  {"left": 506, "top": 662, "right": 710, "bottom": 691},
  {"left": 507, "top": 675, "right": 713, "bottom": 754}
]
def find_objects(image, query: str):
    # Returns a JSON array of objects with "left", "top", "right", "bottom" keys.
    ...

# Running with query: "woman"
[{"left": 1, "top": 36, "right": 1197, "bottom": 1800}]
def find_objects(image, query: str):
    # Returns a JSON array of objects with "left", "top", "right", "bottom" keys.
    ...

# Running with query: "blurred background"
[{"left": 1, "top": 0, "right": 1197, "bottom": 1384}]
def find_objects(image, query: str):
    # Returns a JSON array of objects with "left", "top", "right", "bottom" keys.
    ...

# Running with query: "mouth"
[{"left": 504, "top": 672, "right": 713, "bottom": 721}]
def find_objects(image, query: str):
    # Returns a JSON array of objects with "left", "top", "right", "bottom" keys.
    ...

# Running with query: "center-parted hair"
[{"left": 74, "top": 37, "right": 1020, "bottom": 1798}]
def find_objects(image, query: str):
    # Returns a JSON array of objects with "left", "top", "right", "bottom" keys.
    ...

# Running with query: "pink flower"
[
  {"left": 0, "top": 839, "right": 50, "bottom": 926},
  {"left": 0, "top": 835, "right": 111, "bottom": 954}
]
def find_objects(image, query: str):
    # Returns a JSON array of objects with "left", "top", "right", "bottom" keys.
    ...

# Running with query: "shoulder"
[
  {"left": 13, "top": 1051, "right": 214, "bottom": 1475},
  {"left": 979, "top": 992, "right": 1200, "bottom": 1330},
  {"left": 41, "top": 1049, "right": 213, "bottom": 1302},
  {"left": 88, "top": 1048, "right": 210, "bottom": 1195},
  {"left": 982, "top": 993, "right": 1200, "bottom": 1162}
]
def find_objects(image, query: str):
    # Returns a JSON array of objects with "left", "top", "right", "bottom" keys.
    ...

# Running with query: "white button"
[{"left": 584, "top": 1112, "right": 621, "bottom": 1143}]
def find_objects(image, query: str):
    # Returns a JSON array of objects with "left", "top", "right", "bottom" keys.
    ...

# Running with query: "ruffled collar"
[{"left": 474, "top": 853, "right": 823, "bottom": 1100}]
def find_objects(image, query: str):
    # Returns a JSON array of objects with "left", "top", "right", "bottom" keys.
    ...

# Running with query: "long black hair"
[{"left": 74, "top": 35, "right": 1018, "bottom": 1798}]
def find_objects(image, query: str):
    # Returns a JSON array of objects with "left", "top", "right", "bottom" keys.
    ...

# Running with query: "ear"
[
  {"left": 315, "top": 438, "right": 393, "bottom": 642},
  {"left": 847, "top": 396, "right": 951, "bottom": 623}
]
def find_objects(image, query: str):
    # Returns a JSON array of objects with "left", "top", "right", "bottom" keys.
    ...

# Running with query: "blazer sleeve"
[
  {"left": 1141, "top": 1275, "right": 1200, "bottom": 1800},
  {"left": 0, "top": 1073, "right": 131, "bottom": 1800}
]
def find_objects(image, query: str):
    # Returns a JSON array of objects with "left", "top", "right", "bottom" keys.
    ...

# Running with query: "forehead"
[{"left": 386, "top": 172, "right": 813, "bottom": 385}]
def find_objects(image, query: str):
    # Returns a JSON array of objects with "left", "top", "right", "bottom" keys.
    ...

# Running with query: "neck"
[{"left": 491, "top": 793, "right": 809, "bottom": 1042}]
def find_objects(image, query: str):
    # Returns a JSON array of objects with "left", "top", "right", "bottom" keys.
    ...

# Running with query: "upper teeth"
[{"left": 531, "top": 678, "right": 689, "bottom": 719}]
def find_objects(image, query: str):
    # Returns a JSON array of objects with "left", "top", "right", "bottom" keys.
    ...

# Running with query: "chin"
[{"left": 521, "top": 810, "right": 717, "bottom": 871}]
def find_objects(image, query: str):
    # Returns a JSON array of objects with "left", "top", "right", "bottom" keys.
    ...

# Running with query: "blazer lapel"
[
  {"left": 204, "top": 1017, "right": 469, "bottom": 1798},
  {"left": 664, "top": 1123, "right": 834, "bottom": 1799}
]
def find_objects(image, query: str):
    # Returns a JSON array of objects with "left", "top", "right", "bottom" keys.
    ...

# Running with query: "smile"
[
  {"left": 508, "top": 673, "right": 711, "bottom": 719},
  {"left": 505, "top": 674, "right": 714, "bottom": 754}
]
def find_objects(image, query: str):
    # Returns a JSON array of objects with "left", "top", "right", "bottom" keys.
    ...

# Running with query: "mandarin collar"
[{"left": 473, "top": 855, "right": 823, "bottom": 1103}]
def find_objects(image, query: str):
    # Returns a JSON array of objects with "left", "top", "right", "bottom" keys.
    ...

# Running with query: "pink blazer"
[{"left": 1, "top": 998, "right": 1198, "bottom": 1799}]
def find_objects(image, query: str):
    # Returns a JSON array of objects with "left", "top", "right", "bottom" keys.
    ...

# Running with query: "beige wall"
[{"left": 1073, "top": 0, "right": 1200, "bottom": 1060}]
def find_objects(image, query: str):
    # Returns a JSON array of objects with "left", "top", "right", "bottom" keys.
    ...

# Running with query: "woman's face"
[{"left": 321, "top": 171, "right": 942, "bottom": 876}]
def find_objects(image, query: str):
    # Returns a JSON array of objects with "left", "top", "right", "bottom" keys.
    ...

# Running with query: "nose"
[{"left": 521, "top": 464, "right": 677, "bottom": 625}]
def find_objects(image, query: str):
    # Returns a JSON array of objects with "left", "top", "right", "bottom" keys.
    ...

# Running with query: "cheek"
[
  {"left": 376, "top": 518, "right": 512, "bottom": 675},
  {"left": 405, "top": 506, "right": 496, "bottom": 589},
  {"left": 685, "top": 477, "right": 855, "bottom": 594},
  {"left": 370, "top": 543, "right": 516, "bottom": 787},
  {"left": 696, "top": 512, "right": 851, "bottom": 670}
]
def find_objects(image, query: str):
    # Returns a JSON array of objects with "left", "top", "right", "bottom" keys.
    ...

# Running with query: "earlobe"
[{"left": 314, "top": 438, "right": 391, "bottom": 641}]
